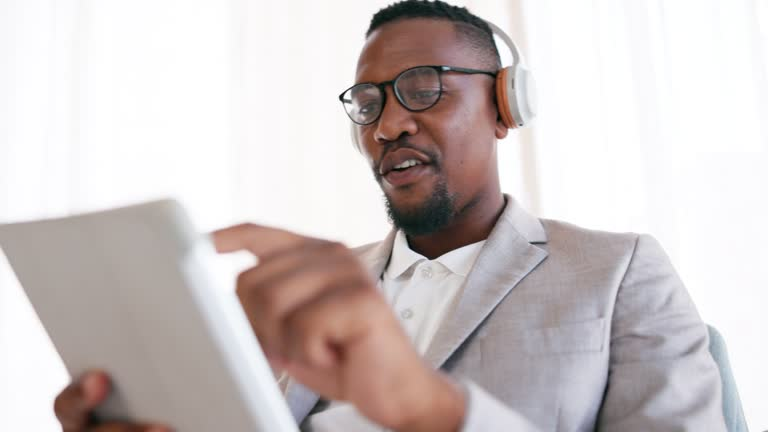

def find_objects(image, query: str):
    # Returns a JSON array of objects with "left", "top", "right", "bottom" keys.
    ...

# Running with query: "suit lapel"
[{"left": 424, "top": 196, "right": 548, "bottom": 369}]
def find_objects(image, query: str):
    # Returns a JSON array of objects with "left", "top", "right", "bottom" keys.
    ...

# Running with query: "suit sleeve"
[
  {"left": 458, "top": 380, "right": 543, "bottom": 431},
  {"left": 596, "top": 234, "right": 726, "bottom": 431},
  {"left": 457, "top": 234, "right": 726, "bottom": 432}
]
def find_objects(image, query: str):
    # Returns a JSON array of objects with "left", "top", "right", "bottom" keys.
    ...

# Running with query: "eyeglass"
[{"left": 338, "top": 65, "right": 497, "bottom": 125}]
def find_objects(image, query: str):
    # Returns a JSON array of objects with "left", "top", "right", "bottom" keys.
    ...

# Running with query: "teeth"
[{"left": 393, "top": 159, "right": 422, "bottom": 170}]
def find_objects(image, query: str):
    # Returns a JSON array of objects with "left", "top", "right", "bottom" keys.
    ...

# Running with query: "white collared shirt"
[{"left": 305, "top": 230, "right": 486, "bottom": 432}]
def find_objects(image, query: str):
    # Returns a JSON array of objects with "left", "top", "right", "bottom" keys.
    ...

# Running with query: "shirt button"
[
  {"left": 421, "top": 267, "right": 433, "bottom": 279},
  {"left": 400, "top": 308, "right": 414, "bottom": 320}
]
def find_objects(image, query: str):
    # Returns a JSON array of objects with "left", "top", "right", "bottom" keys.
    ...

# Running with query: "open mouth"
[
  {"left": 389, "top": 158, "right": 423, "bottom": 172},
  {"left": 383, "top": 159, "right": 432, "bottom": 187},
  {"left": 378, "top": 147, "right": 435, "bottom": 188}
]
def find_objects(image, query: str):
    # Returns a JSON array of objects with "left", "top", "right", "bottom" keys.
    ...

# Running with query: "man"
[{"left": 53, "top": 1, "right": 727, "bottom": 431}]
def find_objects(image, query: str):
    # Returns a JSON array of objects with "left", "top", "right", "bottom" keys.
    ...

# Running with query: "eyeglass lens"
[{"left": 342, "top": 66, "right": 442, "bottom": 125}]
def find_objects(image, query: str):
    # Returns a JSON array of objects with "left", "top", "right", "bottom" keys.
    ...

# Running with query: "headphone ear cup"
[
  {"left": 495, "top": 65, "right": 538, "bottom": 129},
  {"left": 495, "top": 67, "right": 517, "bottom": 129},
  {"left": 512, "top": 66, "right": 537, "bottom": 127}
]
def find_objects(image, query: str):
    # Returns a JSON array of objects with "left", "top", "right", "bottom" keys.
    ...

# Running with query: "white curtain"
[{"left": 0, "top": 1, "right": 765, "bottom": 430}]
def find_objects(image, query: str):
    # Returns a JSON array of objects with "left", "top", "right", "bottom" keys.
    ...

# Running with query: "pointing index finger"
[{"left": 211, "top": 223, "right": 313, "bottom": 258}]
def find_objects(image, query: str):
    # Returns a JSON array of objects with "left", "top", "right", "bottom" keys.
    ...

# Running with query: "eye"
[
  {"left": 407, "top": 88, "right": 440, "bottom": 102},
  {"left": 358, "top": 100, "right": 381, "bottom": 115}
]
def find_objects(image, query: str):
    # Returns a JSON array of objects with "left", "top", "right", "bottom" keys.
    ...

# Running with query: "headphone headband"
[{"left": 483, "top": 20, "right": 524, "bottom": 69}]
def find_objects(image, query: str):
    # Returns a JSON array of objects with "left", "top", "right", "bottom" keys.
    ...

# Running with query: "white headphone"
[{"left": 350, "top": 19, "right": 537, "bottom": 152}]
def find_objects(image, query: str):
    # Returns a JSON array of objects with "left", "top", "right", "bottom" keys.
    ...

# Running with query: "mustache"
[{"left": 373, "top": 139, "right": 440, "bottom": 177}]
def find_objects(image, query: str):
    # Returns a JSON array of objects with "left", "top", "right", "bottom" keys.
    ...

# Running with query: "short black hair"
[{"left": 366, "top": 0, "right": 502, "bottom": 70}]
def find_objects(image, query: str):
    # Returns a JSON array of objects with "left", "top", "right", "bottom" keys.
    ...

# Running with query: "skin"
[{"left": 53, "top": 18, "right": 509, "bottom": 432}]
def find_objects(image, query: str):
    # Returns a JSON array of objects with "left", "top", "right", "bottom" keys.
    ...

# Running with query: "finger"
[
  {"left": 248, "top": 269, "right": 365, "bottom": 363},
  {"left": 236, "top": 239, "right": 337, "bottom": 289},
  {"left": 238, "top": 251, "right": 365, "bottom": 360},
  {"left": 56, "top": 370, "right": 111, "bottom": 431},
  {"left": 283, "top": 284, "right": 385, "bottom": 369},
  {"left": 237, "top": 241, "right": 359, "bottom": 313},
  {"left": 211, "top": 223, "right": 317, "bottom": 258}
]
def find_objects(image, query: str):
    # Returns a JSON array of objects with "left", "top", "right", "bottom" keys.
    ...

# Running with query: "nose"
[{"left": 373, "top": 86, "right": 419, "bottom": 145}]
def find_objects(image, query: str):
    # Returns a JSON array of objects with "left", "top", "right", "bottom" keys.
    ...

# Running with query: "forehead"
[{"left": 356, "top": 18, "right": 478, "bottom": 83}]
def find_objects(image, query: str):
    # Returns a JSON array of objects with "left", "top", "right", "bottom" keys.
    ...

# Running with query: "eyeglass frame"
[{"left": 338, "top": 65, "right": 497, "bottom": 125}]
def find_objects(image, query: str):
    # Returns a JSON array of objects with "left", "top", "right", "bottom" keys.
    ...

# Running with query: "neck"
[{"left": 405, "top": 191, "right": 506, "bottom": 259}]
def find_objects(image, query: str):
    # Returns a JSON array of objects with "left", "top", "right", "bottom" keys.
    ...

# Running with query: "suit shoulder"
[
  {"left": 539, "top": 218, "right": 641, "bottom": 256},
  {"left": 350, "top": 240, "right": 383, "bottom": 257}
]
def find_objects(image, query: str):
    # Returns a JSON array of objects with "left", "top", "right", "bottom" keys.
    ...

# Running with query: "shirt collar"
[
  {"left": 385, "top": 230, "right": 425, "bottom": 279},
  {"left": 437, "top": 237, "right": 485, "bottom": 277},
  {"left": 384, "top": 230, "right": 486, "bottom": 279}
]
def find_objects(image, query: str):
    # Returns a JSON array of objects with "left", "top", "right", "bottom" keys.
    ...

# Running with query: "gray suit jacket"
[{"left": 284, "top": 196, "right": 727, "bottom": 431}]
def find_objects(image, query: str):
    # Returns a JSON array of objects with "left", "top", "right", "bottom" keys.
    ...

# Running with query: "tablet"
[{"left": 0, "top": 199, "right": 298, "bottom": 432}]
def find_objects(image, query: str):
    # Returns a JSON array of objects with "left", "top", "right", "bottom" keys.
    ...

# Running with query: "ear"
[
  {"left": 494, "top": 117, "right": 509, "bottom": 140},
  {"left": 491, "top": 85, "right": 509, "bottom": 139}
]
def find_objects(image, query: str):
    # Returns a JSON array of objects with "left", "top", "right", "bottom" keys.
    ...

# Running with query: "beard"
[
  {"left": 372, "top": 141, "right": 457, "bottom": 236},
  {"left": 382, "top": 178, "right": 457, "bottom": 236}
]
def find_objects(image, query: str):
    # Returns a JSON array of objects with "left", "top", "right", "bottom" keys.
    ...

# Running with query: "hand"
[
  {"left": 53, "top": 370, "right": 172, "bottom": 432},
  {"left": 213, "top": 224, "right": 466, "bottom": 432}
]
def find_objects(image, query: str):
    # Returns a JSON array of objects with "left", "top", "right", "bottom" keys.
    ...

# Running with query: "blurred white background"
[{"left": 1, "top": 0, "right": 766, "bottom": 430}]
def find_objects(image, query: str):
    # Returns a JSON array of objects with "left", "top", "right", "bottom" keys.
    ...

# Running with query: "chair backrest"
[{"left": 707, "top": 325, "right": 749, "bottom": 432}]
